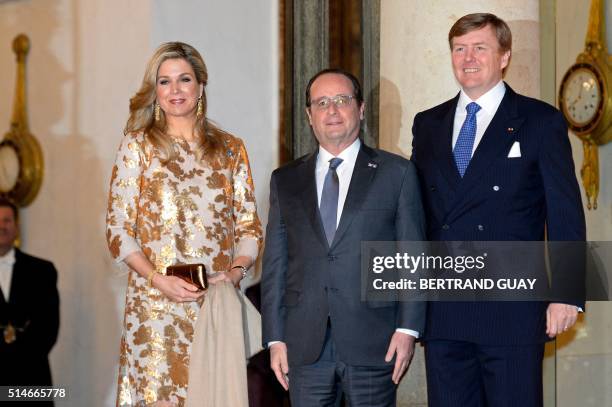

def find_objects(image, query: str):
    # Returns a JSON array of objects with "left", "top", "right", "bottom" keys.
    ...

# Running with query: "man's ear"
[
  {"left": 359, "top": 102, "right": 366, "bottom": 120},
  {"left": 305, "top": 107, "right": 313, "bottom": 125},
  {"left": 500, "top": 50, "right": 511, "bottom": 70}
]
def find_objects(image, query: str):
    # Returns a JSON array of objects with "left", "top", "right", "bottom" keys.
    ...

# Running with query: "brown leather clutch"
[{"left": 166, "top": 263, "right": 208, "bottom": 291}]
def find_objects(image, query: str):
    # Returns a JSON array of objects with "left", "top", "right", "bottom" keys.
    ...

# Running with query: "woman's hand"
[
  {"left": 152, "top": 274, "right": 205, "bottom": 302},
  {"left": 208, "top": 269, "right": 243, "bottom": 287}
]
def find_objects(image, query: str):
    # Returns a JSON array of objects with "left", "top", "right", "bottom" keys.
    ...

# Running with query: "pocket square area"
[{"left": 507, "top": 141, "right": 521, "bottom": 158}]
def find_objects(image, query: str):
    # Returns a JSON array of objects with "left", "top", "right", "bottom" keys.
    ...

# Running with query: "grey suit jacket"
[{"left": 261, "top": 142, "right": 426, "bottom": 367}]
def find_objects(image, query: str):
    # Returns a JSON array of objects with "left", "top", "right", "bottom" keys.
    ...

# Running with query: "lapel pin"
[
  {"left": 507, "top": 127, "right": 514, "bottom": 132},
  {"left": 368, "top": 162, "right": 378, "bottom": 168}
]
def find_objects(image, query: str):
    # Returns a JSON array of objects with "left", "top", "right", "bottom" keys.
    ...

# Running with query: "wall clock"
[
  {"left": 558, "top": 0, "right": 611, "bottom": 210},
  {"left": 1, "top": 34, "right": 44, "bottom": 207}
]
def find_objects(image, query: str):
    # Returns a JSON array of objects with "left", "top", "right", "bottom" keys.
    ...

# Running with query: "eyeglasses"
[{"left": 310, "top": 94, "right": 355, "bottom": 111}]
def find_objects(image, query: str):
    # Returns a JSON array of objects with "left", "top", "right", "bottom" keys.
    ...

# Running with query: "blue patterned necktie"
[
  {"left": 453, "top": 102, "right": 481, "bottom": 177},
  {"left": 320, "top": 157, "right": 343, "bottom": 245}
]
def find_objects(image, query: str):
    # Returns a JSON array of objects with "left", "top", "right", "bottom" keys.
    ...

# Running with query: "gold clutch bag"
[{"left": 166, "top": 264, "right": 208, "bottom": 291}]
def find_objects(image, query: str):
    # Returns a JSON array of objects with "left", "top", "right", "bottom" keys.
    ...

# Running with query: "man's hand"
[
  {"left": 270, "top": 342, "right": 289, "bottom": 390},
  {"left": 546, "top": 303, "right": 579, "bottom": 338},
  {"left": 385, "top": 332, "right": 416, "bottom": 384}
]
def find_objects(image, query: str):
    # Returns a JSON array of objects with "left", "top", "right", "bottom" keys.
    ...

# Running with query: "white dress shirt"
[
  {"left": 0, "top": 248, "right": 16, "bottom": 302},
  {"left": 452, "top": 80, "right": 506, "bottom": 155}
]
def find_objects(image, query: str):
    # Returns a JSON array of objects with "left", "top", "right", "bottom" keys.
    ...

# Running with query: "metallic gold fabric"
[{"left": 106, "top": 133, "right": 262, "bottom": 406}]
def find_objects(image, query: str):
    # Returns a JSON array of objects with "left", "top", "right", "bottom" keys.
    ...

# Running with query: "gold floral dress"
[{"left": 106, "top": 132, "right": 262, "bottom": 406}]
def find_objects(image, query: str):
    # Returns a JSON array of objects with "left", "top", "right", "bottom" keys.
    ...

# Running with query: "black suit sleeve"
[
  {"left": 395, "top": 162, "right": 427, "bottom": 333},
  {"left": 538, "top": 111, "right": 585, "bottom": 241},
  {"left": 410, "top": 112, "right": 423, "bottom": 168},
  {"left": 20, "top": 261, "right": 60, "bottom": 356},
  {"left": 261, "top": 173, "right": 288, "bottom": 345}
]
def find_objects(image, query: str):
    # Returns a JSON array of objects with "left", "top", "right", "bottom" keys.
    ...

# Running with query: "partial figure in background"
[
  {"left": 106, "top": 42, "right": 262, "bottom": 407},
  {"left": 0, "top": 198, "right": 59, "bottom": 407}
]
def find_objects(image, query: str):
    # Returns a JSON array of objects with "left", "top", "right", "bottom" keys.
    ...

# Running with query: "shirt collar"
[
  {"left": 0, "top": 247, "right": 15, "bottom": 266},
  {"left": 458, "top": 80, "right": 506, "bottom": 116},
  {"left": 317, "top": 137, "right": 361, "bottom": 170}
]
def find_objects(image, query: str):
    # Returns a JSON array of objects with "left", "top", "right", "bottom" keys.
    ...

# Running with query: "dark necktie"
[
  {"left": 320, "top": 157, "right": 343, "bottom": 245},
  {"left": 453, "top": 102, "right": 481, "bottom": 177}
]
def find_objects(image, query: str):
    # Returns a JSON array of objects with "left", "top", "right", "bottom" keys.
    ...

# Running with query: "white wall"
[{"left": 0, "top": 1, "right": 277, "bottom": 405}]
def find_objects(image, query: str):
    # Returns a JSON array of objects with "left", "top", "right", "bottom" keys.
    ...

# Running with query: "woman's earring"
[
  {"left": 196, "top": 97, "right": 203, "bottom": 118},
  {"left": 154, "top": 102, "right": 160, "bottom": 121}
]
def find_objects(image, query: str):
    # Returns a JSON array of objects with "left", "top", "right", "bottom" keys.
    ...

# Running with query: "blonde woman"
[{"left": 106, "top": 42, "right": 262, "bottom": 406}]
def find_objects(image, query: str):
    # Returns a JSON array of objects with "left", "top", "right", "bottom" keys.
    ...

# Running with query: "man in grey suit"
[{"left": 261, "top": 69, "right": 426, "bottom": 406}]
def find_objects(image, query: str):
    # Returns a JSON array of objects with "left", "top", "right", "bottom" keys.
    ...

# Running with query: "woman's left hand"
[{"left": 208, "top": 269, "right": 242, "bottom": 287}]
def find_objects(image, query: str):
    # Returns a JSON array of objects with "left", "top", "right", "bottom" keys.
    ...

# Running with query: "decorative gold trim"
[
  {"left": 585, "top": 0, "right": 607, "bottom": 53},
  {"left": 581, "top": 140, "right": 599, "bottom": 210},
  {"left": 1, "top": 34, "right": 44, "bottom": 207}
]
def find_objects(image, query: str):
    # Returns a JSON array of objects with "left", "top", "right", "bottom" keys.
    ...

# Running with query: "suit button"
[
  {"left": 442, "top": 224, "right": 450, "bottom": 230},
  {"left": 477, "top": 225, "right": 484, "bottom": 231},
  {"left": 493, "top": 185, "right": 500, "bottom": 191},
  {"left": 430, "top": 186, "right": 436, "bottom": 191}
]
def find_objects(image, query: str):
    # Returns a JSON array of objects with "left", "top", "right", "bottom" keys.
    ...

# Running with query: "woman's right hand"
[{"left": 152, "top": 274, "right": 205, "bottom": 302}]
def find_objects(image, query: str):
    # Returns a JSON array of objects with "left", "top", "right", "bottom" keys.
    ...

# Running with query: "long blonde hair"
[{"left": 124, "top": 42, "right": 226, "bottom": 164}]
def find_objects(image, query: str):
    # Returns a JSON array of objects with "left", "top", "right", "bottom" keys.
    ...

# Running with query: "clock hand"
[{"left": 569, "top": 97, "right": 579, "bottom": 108}]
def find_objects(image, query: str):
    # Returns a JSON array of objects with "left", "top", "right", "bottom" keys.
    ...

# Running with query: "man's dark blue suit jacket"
[{"left": 411, "top": 84, "right": 586, "bottom": 345}]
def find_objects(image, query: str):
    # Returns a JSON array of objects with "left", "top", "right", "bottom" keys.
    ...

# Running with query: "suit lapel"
[
  {"left": 297, "top": 153, "right": 329, "bottom": 249},
  {"left": 331, "top": 145, "right": 378, "bottom": 248},
  {"left": 432, "top": 94, "right": 461, "bottom": 192}
]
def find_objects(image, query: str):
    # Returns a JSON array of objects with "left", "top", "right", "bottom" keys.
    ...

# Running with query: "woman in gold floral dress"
[{"left": 106, "top": 42, "right": 262, "bottom": 407}]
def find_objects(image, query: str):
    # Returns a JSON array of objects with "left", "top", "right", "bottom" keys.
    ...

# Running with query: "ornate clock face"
[
  {"left": 559, "top": 63, "right": 605, "bottom": 134},
  {"left": 0, "top": 143, "right": 19, "bottom": 193}
]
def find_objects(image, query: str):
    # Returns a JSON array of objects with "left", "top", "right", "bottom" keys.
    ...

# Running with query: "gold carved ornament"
[
  {"left": 558, "top": 0, "right": 612, "bottom": 210},
  {"left": 0, "top": 34, "right": 44, "bottom": 207}
]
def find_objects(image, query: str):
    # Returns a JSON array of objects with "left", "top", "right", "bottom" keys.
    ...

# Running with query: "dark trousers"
[
  {"left": 289, "top": 323, "right": 396, "bottom": 407},
  {"left": 425, "top": 340, "right": 544, "bottom": 407}
]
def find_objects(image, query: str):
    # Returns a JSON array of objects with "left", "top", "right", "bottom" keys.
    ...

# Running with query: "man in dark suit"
[
  {"left": 262, "top": 69, "right": 426, "bottom": 406},
  {"left": 0, "top": 198, "right": 59, "bottom": 405},
  {"left": 411, "top": 13, "right": 586, "bottom": 407}
]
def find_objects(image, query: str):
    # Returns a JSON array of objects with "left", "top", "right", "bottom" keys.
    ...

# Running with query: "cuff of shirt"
[{"left": 395, "top": 328, "right": 419, "bottom": 338}]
